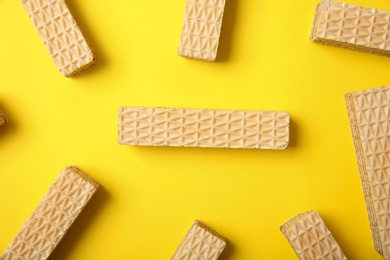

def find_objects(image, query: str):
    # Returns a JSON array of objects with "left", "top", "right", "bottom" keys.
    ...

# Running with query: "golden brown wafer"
[
  {"left": 346, "top": 86, "right": 390, "bottom": 257},
  {"left": 118, "top": 106, "right": 290, "bottom": 149},
  {"left": 0, "top": 166, "right": 99, "bottom": 260},
  {"left": 281, "top": 210, "right": 347, "bottom": 260},
  {"left": 0, "top": 110, "right": 7, "bottom": 127},
  {"left": 311, "top": 0, "right": 390, "bottom": 57},
  {"left": 21, "top": 0, "right": 97, "bottom": 77},
  {"left": 178, "top": 0, "right": 226, "bottom": 62},
  {"left": 171, "top": 220, "right": 227, "bottom": 260}
]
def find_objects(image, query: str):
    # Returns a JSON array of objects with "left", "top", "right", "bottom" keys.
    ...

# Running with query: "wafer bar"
[
  {"left": 21, "top": 0, "right": 97, "bottom": 77},
  {"left": 178, "top": 0, "right": 226, "bottom": 62},
  {"left": 0, "top": 166, "right": 99, "bottom": 260},
  {"left": 346, "top": 86, "right": 390, "bottom": 257},
  {"left": 281, "top": 210, "right": 347, "bottom": 260},
  {"left": 0, "top": 110, "right": 7, "bottom": 127},
  {"left": 171, "top": 220, "right": 226, "bottom": 260},
  {"left": 311, "top": 0, "right": 390, "bottom": 57},
  {"left": 118, "top": 106, "right": 290, "bottom": 149}
]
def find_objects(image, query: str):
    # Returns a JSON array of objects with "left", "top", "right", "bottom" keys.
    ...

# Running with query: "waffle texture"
[
  {"left": 178, "top": 0, "right": 226, "bottom": 61},
  {"left": 346, "top": 86, "right": 390, "bottom": 257},
  {"left": 0, "top": 166, "right": 99, "bottom": 260},
  {"left": 118, "top": 106, "right": 290, "bottom": 149},
  {"left": 281, "top": 211, "right": 347, "bottom": 260},
  {"left": 311, "top": 0, "right": 390, "bottom": 57},
  {"left": 171, "top": 220, "right": 226, "bottom": 260},
  {"left": 21, "top": 0, "right": 97, "bottom": 77}
]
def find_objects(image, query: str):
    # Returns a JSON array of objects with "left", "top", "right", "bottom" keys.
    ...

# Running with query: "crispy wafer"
[
  {"left": 178, "top": 0, "right": 226, "bottom": 62},
  {"left": 0, "top": 166, "right": 99, "bottom": 260},
  {"left": 118, "top": 106, "right": 290, "bottom": 149},
  {"left": 21, "top": 0, "right": 97, "bottom": 77},
  {"left": 346, "top": 86, "right": 390, "bottom": 257},
  {"left": 311, "top": 0, "right": 390, "bottom": 57},
  {"left": 281, "top": 210, "right": 347, "bottom": 260},
  {"left": 171, "top": 220, "right": 226, "bottom": 260}
]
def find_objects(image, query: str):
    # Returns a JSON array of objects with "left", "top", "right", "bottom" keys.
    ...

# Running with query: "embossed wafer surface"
[
  {"left": 178, "top": 0, "right": 226, "bottom": 61},
  {"left": 118, "top": 107, "right": 290, "bottom": 149},
  {"left": 281, "top": 211, "right": 347, "bottom": 260},
  {"left": 171, "top": 220, "right": 226, "bottom": 260},
  {"left": 0, "top": 166, "right": 99, "bottom": 260},
  {"left": 21, "top": 0, "right": 97, "bottom": 77},
  {"left": 311, "top": 1, "right": 390, "bottom": 56},
  {"left": 0, "top": 110, "right": 7, "bottom": 126},
  {"left": 346, "top": 86, "right": 390, "bottom": 257}
]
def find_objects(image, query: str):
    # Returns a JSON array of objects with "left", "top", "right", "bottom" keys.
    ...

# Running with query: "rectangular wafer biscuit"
[
  {"left": 0, "top": 110, "right": 7, "bottom": 127},
  {"left": 346, "top": 86, "right": 390, "bottom": 257},
  {"left": 178, "top": 0, "right": 226, "bottom": 62},
  {"left": 21, "top": 0, "right": 97, "bottom": 77},
  {"left": 281, "top": 210, "right": 347, "bottom": 260},
  {"left": 0, "top": 166, "right": 99, "bottom": 260},
  {"left": 171, "top": 220, "right": 226, "bottom": 260},
  {"left": 118, "top": 106, "right": 290, "bottom": 149},
  {"left": 311, "top": 0, "right": 390, "bottom": 57}
]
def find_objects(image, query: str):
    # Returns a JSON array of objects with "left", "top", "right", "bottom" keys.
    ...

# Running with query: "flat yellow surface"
[{"left": 1, "top": 0, "right": 389, "bottom": 259}]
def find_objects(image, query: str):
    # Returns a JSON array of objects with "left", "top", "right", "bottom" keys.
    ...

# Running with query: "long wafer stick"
[{"left": 0, "top": 110, "right": 7, "bottom": 127}]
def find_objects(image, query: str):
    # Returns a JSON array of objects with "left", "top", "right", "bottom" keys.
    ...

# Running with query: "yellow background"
[{"left": 0, "top": 0, "right": 389, "bottom": 259}]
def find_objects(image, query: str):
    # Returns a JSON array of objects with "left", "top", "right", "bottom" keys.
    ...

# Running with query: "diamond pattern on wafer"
[
  {"left": 0, "top": 166, "right": 99, "bottom": 260},
  {"left": 21, "top": 0, "right": 97, "bottom": 77},
  {"left": 118, "top": 106, "right": 290, "bottom": 149}
]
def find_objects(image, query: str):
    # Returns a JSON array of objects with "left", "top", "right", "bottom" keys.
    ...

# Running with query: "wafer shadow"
[
  {"left": 65, "top": 0, "right": 107, "bottom": 79},
  {"left": 217, "top": 0, "right": 239, "bottom": 62},
  {"left": 288, "top": 118, "right": 298, "bottom": 148},
  {"left": 219, "top": 239, "right": 234, "bottom": 260},
  {"left": 48, "top": 185, "right": 108, "bottom": 260}
]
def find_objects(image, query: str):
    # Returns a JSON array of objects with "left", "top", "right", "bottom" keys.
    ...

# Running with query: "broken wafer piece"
[
  {"left": 346, "top": 86, "right": 390, "bottom": 257},
  {"left": 0, "top": 166, "right": 99, "bottom": 260},
  {"left": 281, "top": 210, "right": 347, "bottom": 260},
  {"left": 0, "top": 110, "right": 7, "bottom": 127},
  {"left": 118, "top": 106, "right": 290, "bottom": 149},
  {"left": 178, "top": 0, "right": 226, "bottom": 62},
  {"left": 21, "top": 0, "right": 97, "bottom": 77},
  {"left": 311, "top": 0, "right": 390, "bottom": 57},
  {"left": 171, "top": 220, "right": 227, "bottom": 260}
]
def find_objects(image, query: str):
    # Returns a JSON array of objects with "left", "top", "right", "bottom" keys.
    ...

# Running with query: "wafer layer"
[
  {"left": 346, "top": 86, "right": 390, "bottom": 257},
  {"left": 311, "top": 0, "right": 390, "bottom": 57},
  {"left": 0, "top": 166, "right": 99, "bottom": 260},
  {"left": 281, "top": 211, "right": 347, "bottom": 260},
  {"left": 0, "top": 110, "right": 7, "bottom": 127},
  {"left": 178, "top": 0, "right": 226, "bottom": 62},
  {"left": 21, "top": 0, "right": 97, "bottom": 77},
  {"left": 118, "top": 106, "right": 290, "bottom": 149},
  {"left": 171, "top": 220, "right": 226, "bottom": 260}
]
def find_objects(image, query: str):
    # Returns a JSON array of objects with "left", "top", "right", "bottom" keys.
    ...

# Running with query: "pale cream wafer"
[
  {"left": 21, "top": 0, "right": 97, "bottom": 77},
  {"left": 346, "top": 86, "right": 390, "bottom": 257},
  {"left": 280, "top": 210, "right": 347, "bottom": 260},
  {"left": 118, "top": 106, "right": 290, "bottom": 149},
  {"left": 0, "top": 166, "right": 99, "bottom": 260},
  {"left": 0, "top": 110, "right": 7, "bottom": 127},
  {"left": 171, "top": 220, "right": 227, "bottom": 260},
  {"left": 178, "top": 0, "right": 226, "bottom": 62},
  {"left": 311, "top": 0, "right": 390, "bottom": 57}
]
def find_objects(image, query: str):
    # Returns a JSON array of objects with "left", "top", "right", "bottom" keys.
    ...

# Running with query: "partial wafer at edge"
[
  {"left": 171, "top": 220, "right": 227, "bottom": 260},
  {"left": 0, "top": 166, "right": 99, "bottom": 260},
  {"left": 311, "top": 0, "right": 390, "bottom": 57},
  {"left": 118, "top": 106, "right": 290, "bottom": 149},
  {"left": 281, "top": 210, "right": 347, "bottom": 260},
  {"left": 178, "top": 0, "right": 226, "bottom": 62},
  {"left": 345, "top": 87, "right": 390, "bottom": 257},
  {"left": 0, "top": 110, "right": 7, "bottom": 127},
  {"left": 21, "top": 0, "right": 97, "bottom": 77}
]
